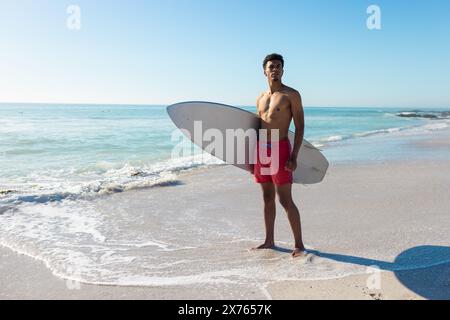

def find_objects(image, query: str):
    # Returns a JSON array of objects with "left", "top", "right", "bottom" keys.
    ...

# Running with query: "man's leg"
[
  {"left": 253, "top": 182, "right": 276, "bottom": 249},
  {"left": 275, "top": 183, "right": 306, "bottom": 257}
]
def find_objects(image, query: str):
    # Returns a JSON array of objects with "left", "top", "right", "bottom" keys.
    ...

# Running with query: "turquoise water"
[{"left": 1, "top": 103, "right": 450, "bottom": 198}]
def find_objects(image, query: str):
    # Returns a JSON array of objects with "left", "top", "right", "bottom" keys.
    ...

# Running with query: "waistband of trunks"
[{"left": 257, "top": 137, "right": 290, "bottom": 147}]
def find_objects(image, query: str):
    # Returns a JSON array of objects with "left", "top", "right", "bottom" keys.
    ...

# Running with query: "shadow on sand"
[{"left": 278, "top": 245, "right": 450, "bottom": 300}]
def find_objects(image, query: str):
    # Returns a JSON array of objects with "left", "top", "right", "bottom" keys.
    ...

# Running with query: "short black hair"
[{"left": 263, "top": 53, "right": 284, "bottom": 69}]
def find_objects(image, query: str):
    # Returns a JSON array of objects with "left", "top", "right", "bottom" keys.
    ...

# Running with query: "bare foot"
[
  {"left": 291, "top": 247, "right": 307, "bottom": 258},
  {"left": 252, "top": 242, "right": 275, "bottom": 250}
]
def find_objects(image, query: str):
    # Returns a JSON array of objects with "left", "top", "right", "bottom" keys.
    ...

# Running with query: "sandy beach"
[{"left": 1, "top": 129, "right": 450, "bottom": 300}]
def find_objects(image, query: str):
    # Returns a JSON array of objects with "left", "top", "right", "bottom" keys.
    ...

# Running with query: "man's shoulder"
[
  {"left": 257, "top": 91, "right": 267, "bottom": 99},
  {"left": 256, "top": 91, "right": 266, "bottom": 103},
  {"left": 281, "top": 86, "right": 302, "bottom": 113}
]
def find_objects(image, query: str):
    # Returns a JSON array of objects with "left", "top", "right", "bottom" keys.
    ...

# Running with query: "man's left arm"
[{"left": 285, "top": 91, "right": 304, "bottom": 172}]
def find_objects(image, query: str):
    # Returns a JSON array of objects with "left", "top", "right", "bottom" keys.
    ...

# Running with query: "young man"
[{"left": 252, "top": 53, "right": 306, "bottom": 258}]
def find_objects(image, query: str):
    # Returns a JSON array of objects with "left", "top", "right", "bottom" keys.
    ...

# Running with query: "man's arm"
[
  {"left": 255, "top": 92, "right": 264, "bottom": 118},
  {"left": 290, "top": 91, "right": 305, "bottom": 158},
  {"left": 251, "top": 94, "right": 263, "bottom": 174},
  {"left": 285, "top": 91, "right": 304, "bottom": 172}
]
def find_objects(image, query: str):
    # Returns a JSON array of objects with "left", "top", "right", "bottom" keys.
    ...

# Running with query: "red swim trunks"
[{"left": 253, "top": 138, "right": 293, "bottom": 185}]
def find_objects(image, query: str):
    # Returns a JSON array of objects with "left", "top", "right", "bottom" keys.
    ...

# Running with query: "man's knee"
[
  {"left": 263, "top": 192, "right": 275, "bottom": 204},
  {"left": 278, "top": 196, "right": 293, "bottom": 209}
]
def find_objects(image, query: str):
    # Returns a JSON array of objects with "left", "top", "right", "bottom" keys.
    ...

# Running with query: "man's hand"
[{"left": 284, "top": 156, "right": 297, "bottom": 172}]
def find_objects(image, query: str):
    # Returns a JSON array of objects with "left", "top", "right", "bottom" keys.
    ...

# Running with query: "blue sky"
[{"left": 1, "top": 0, "right": 450, "bottom": 107}]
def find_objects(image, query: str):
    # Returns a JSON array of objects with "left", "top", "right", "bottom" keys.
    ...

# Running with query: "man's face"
[{"left": 264, "top": 60, "right": 283, "bottom": 82}]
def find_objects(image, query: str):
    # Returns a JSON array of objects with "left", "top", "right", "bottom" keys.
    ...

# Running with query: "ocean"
[
  {"left": 1, "top": 103, "right": 450, "bottom": 200},
  {"left": 1, "top": 103, "right": 450, "bottom": 290}
]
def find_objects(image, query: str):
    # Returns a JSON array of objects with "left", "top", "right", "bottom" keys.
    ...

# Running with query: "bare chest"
[{"left": 258, "top": 94, "right": 291, "bottom": 119}]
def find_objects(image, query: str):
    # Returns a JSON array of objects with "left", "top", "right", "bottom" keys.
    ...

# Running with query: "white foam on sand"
[
  {"left": 0, "top": 153, "right": 225, "bottom": 214},
  {"left": 2, "top": 159, "right": 450, "bottom": 291},
  {"left": 0, "top": 196, "right": 365, "bottom": 288}
]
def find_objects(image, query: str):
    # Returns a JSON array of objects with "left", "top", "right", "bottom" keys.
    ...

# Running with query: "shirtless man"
[{"left": 252, "top": 53, "right": 306, "bottom": 258}]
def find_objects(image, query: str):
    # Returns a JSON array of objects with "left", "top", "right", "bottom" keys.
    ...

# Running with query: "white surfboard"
[{"left": 167, "top": 101, "right": 329, "bottom": 184}]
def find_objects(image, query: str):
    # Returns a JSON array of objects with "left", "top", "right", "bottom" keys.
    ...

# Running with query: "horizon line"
[{"left": 1, "top": 101, "right": 450, "bottom": 110}]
